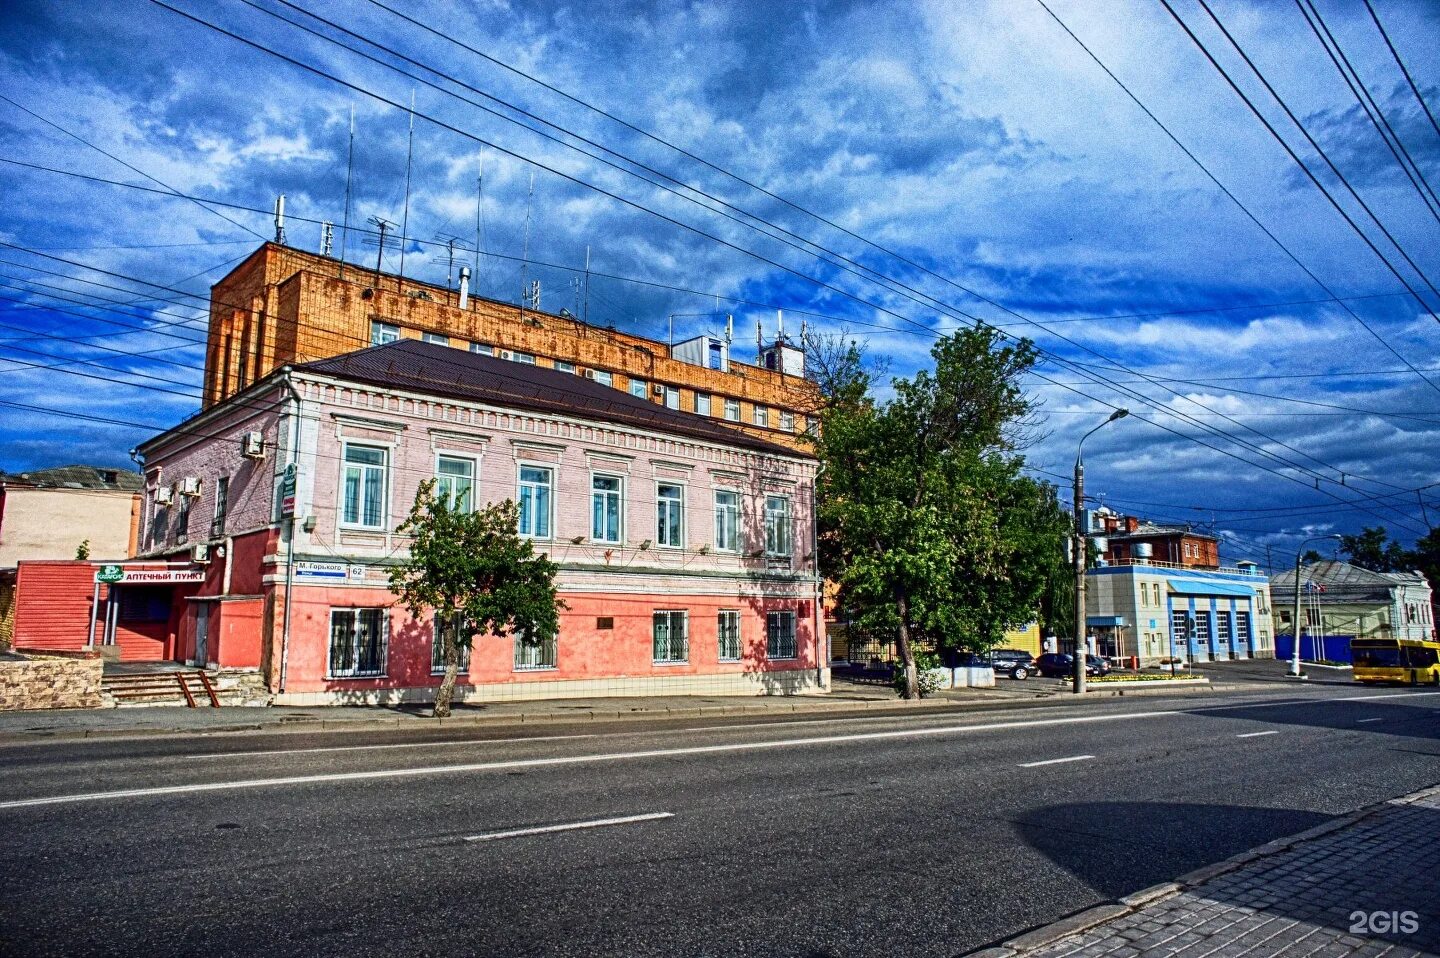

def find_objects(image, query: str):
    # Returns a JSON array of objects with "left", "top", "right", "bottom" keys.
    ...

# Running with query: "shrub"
[{"left": 895, "top": 650, "right": 946, "bottom": 698}]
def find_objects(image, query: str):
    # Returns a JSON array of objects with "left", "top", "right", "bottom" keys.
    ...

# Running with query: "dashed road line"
[
  {"left": 464, "top": 812, "right": 673, "bottom": 842},
  {"left": 1019, "top": 754, "right": 1095, "bottom": 768}
]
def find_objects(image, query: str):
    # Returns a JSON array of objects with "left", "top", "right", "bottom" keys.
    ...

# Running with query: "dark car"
[
  {"left": 986, "top": 649, "right": 1035, "bottom": 680},
  {"left": 1034, "top": 653, "right": 1111, "bottom": 678}
]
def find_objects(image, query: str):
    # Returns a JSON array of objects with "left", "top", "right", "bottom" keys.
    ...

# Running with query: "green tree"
[
  {"left": 75, "top": 539, "right": 90, "bottom": 560},
  {"left": 389, "top": 481, "right": 564, "bottom": 717},
  {"left": 1339, "top": 526, "right": 1408, "bottom": 573},
  {"left": 815, "top": 326, "right": 1060, "bottom": 697}
]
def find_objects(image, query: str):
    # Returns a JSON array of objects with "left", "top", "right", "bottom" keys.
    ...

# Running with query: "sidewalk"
[{"left": 971, "top": 784, "right": 1440, "bottom": 958}]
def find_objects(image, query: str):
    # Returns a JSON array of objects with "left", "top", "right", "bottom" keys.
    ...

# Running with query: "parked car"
[
  {"left": 986, "top": 649, "right": 1035, "bottom": 680},
  {"left": 1034, "top": 653, "right": 1112, "bottom": 678}
]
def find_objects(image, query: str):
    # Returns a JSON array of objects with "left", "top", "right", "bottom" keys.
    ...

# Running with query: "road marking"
[
  {"left": 1237, "top": 730, "right": 1279, "bottom": 738},
  {"left": 187, "top": 732, "right": 599, "bottom": 760},
  {"left": 1334, "top": 691, "right": 1440, "bottom": 702},
  {"left": 1018, "top": 755, "right": 1094, "bottom": 768},
  {"left": 0, "top": 710, "right": 1174, "bottom": 810},
  {"left": 1356, "top": 718, "right": 1384, "bottom": 724},
  {"left": 464, "top": 812, "right": 673, "bottom": 842}
]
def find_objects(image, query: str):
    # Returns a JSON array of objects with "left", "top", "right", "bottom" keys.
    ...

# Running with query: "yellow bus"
[{"left": 1352, "top": 638, "right": 1440, "bottom": 686}]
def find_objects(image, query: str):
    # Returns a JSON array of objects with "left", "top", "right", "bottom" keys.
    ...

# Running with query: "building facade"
[
  {"left": 1271, "top": 560, "right": 1434, "bottom": 657},
  {"left": 130, "top": 339, "right": 824, "bottom": 704},
  {"left": 1086, "top": 560, "right": 1275, "bottom": 666},
  {"left": 203, "top": 243, "right": 816, "bottom": 450},
  {"left": 1087, "top": 508, "right": 1220, "bottom": 568}
]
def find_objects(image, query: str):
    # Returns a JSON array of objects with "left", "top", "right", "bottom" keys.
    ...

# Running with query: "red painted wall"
[{"left": 12, "top": 561, "right": 96, "bottom": 652}]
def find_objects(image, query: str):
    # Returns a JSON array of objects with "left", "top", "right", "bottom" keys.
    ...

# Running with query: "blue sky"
[{"left": 1, "top": 0, "right": 1438, "bottom": 566}]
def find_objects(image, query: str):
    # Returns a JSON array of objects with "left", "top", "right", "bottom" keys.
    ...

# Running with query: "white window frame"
[
  {"left": 714, "top": 489, "right": 739, "bottom": 553},
  {"left": 553, "top": 360, "right": 576, "bottom": 374},
  {"left": 517, "top": 463, "right": 555, "bottom": 539},
  {"left": 511, "top": 351, "right": 537, "bottom": 365},
  {"left": 629, "top": 378, "right": 648, "bottom": 399},
  {"left": 514, "top": 628, "right": 558, "bottom": 671},
  {"left": 469, "top": 343, "right": 494, "bottom": 356},
  {"left": 718, "top": 609, "right": 741, "bottom": 662},
  {"left": 766, "top": 610, "right": 797, "bottom": 660},
  {"left": 592, "top": 370, "right": 613, "bottom": 387},
  {"left": 695, "top": 393, "right": 712, "bottom": 416},
  {"left": 435, "top": 454, "right": 477, "bottom": 511},
  {"left": 724, "top": 398, "right": 740, "bottom": 421},
  {"left": 653, "top": 610, "right": 689, "bottom": 664},
  {"left": 753, "top": 406, "right": 769, "bottom": 428},
  {"left": 664, "top": 386, "right": 680, "bottom": 409},
  {"left": 431, "top": 613, "right": 473, "bottom": 674},
  {"left": 328, "top": 607, "right": 388, "bottom": 678},
  {"left": 765, "top": 494, "right": 793, "bottom": 558},
  {"left": 780, "top": 410, "right": 795, "bottom": 432},
  {"left": 422, "top": 332, "right": 449, "bottom": 346},
  {"left": 340, "top": 443, "right": 389, "bottom": 530},
  {"left": 656, "top": 482, "right": 685, "bottom": 548},
  {"left": 590, "top": 472, "right": 624, "bottom": 544},
  {"left": 370, "top": 321, "right": 400, "bottom": 345}
]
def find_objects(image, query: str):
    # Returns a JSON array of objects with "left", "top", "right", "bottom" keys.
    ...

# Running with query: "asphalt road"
[{"left": 1, "top": 684, "right": 1437, "bottom": 957}]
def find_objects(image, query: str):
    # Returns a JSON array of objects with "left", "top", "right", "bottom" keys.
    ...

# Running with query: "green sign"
[
  {"left": 96, "top": 564, "right": 124, "bottom": 584},
  {"left": 281, "top": 463, "right": 297, "bottom": 518}
]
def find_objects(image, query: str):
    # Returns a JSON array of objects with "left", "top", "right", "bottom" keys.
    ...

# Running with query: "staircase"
[{"left": 102, "top": 670, "right": 222, "bottom": 708}]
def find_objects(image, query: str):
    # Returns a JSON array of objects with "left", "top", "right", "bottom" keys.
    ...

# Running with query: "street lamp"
[
  {"left": 1290, "top": 534, "right": 1343, "bottom": 678},
  {"left": 1074, "top": 408, "right": 1129, "bottom": 694}
]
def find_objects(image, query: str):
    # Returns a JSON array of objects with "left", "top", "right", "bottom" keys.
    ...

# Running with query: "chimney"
[{"left": 458, "top": 266, "right": 471, "bottom": 310}]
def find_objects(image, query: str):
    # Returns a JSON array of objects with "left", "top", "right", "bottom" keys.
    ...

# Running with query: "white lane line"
[
  {"left": 1356, "top": 718, "right": 1385, "bottom": 724},
  {"left": 1237, "top": 730, "right": 1279, "bottom": 738},
  {"left": 187, "top": 732, "right": 598, "bottom": 760},
  {"left": 464, "top": 812, "right": 673, "bottom": 842},
  {"left": 0, "top": 709, "right": 1175, "bottom": 810},
  {"left": 1018, "top": 755, "right": 1094, "bottom": 768},
  {"left": 1334, "top": 691, "right": 1440, "bottom": 702}
]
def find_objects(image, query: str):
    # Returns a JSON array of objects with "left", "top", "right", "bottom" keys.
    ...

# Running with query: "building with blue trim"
[{"left": 1085, "top": 560, "right": 1275, "bottom": 666}]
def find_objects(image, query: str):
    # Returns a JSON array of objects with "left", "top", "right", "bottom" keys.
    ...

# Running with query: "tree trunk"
[
  {"left": 433, "top": 629, "right": 460, "bottom": 718},
  {"left": 895, "top": 587, "right": 918, "bottom": 699}
]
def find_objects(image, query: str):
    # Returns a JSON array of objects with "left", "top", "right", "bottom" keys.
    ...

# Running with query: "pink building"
[{"left": 132, "top": 339, "right": 825, "bottom": 704}]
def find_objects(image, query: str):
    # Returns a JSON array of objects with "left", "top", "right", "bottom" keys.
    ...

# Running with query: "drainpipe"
[
  {"left": 278, "top": 374, "right": 301, "bottom": 695},
  {"left": 811, "top": 460, "right": 826, "bottom": 690}
]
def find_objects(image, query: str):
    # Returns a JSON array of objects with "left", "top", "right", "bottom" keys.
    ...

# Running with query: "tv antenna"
[
  {"left": 364, "top": 216, "right": 398, "bottom": 284},
  {"left": 434, "top": 234, "right": 465, "bottom": 290}
]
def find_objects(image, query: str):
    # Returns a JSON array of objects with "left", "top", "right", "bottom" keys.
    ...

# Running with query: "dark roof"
[
  {"left": 295, "top": 339, "right": 809, "bottom": 458},
  {"left": 0, "top": 465, "right": 143, "bottom": 491}
]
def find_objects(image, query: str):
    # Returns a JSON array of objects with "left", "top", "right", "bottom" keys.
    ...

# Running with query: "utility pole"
[{"left": 1073, "top": 409, "right": 1129, "bottom": 694}]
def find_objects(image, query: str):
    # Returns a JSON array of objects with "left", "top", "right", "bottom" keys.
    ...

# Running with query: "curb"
[{"left": 960, "top": 781, "right": 1440, "bottom": 957}]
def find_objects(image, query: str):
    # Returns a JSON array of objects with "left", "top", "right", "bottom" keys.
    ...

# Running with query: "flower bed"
[{"left": 1089, "top": 673, "right": 1209, "bottom": 683}]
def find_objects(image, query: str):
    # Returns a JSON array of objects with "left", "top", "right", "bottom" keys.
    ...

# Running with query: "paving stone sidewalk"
[{"left": 974, "top": 785, "right": 1440, "bottom": 958}]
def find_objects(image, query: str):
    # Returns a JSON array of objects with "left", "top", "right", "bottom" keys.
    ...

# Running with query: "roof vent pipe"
[{"left": 458, "top": 266, "right": 471, "bottom": 310}]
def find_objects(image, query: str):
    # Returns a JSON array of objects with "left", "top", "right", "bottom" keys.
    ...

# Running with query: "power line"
[{"left": 1363, "top": 0, "right": 1440, "bottom": 150}]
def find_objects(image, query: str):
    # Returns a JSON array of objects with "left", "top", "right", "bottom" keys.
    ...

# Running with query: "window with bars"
[
  {"left": 718, "top": 610, "right": 741, "bottom": 662},
  {"left": 766, "top": 611, "right": 797, "bottom": 660},
  {"left": 653, "top": 610, "right": 688, "bottom": 663},
  {"left": 657, "top": 483, "right": 684, "bottom": 547},
  {"left": 329, "top": 608, "right": 388, "bottom": 678},
  {"left": 431, "top": 613, "right": 473, "bottom": 674},
  {"left": 514, "top": 629, "right": 557, "bottom": 670}
]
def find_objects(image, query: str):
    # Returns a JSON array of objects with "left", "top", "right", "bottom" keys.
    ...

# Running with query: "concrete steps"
[{"left": 102, "top": 670, "right": 220, "bottom": 708}]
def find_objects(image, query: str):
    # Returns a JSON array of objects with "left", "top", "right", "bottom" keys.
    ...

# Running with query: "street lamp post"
[
  {"left": 1074, "top": 408, "right": 1129, "bottom": 694},
  {"left": 1290, "top": 534, "right": 1342, "bottom": 678}
]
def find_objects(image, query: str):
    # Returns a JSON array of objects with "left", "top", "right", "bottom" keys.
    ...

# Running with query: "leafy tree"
[
  {"left": 1338, "top": 526, "right": 1408, "bottom": 573},
  {"left": 815, "top": 326, "right": 1063, "bottom": 697},
  {"left": 389, "top": 481, "right": 564, "bottom": 717}
]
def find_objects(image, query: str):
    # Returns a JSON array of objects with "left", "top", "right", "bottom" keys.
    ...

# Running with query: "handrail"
[
  {"left": 196, "top": 671, "right": 221, "bottom": 708},
  {"left": 1102, "top": 558, "right": 1265, "bottom": 577},
  {"left": 173, "top": 671, "right": 197, "bottom": 707}
]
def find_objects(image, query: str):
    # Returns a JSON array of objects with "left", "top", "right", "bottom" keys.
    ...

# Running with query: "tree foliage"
[
  {"left": 389, "top": 481, "right": 564, "bottom": 717},
  {"left": 1339, "top": 525, "right": 1440, "bottom": 629},
  {"left": 815, "top": 326, "right": 1070, "bottom": 697}
]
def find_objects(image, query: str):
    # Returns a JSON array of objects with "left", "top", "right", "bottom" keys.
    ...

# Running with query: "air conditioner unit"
[
  {"left": 652, "top": 384, "right": 664, "bottom": 394},
  {"left": 178, "top": 477, "right": 202, "bottom": 497},
  {"left": 241, "top": 431, "right": 266, "bottom": 459},
  {"left": 583, "top": 369, "right": 596, "bottom": 380},
  {"left": 154, "top": 487, "right": 174, "bottom": 505},
  {"left": 191, "top": 542, "right": 211, "bottom": 564},
  {"left": 500, "top": 349, "right": 514, "bottom": 361}
]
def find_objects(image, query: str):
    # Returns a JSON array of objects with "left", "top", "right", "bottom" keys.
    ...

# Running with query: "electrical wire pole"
[{"left": 1074, "top": 409, "right": 1128, "bottom": 694}]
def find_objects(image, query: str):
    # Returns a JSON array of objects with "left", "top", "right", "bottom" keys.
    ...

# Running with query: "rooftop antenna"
[
  {"left": 364, "top": 215, "right": 396, "bottom": 284},
  {"left": 273, "top": 194, "right": 287, "bottom": 245},
  {"left": 524, "top": 279, "right": 541, "bottom": 311},
  {"left": 339, "top": 105, "right": 354, "bottom": 278},
  {"left": 582, "top": 244, "right": 591, "bottom": 325},
  {"left": 756, "top": 316, "right": 763, "bottom": 359},
  {"left": 320, "top": 221, "right": 333, "bottom": 257},
  {"left": 434, "top": 234, "right": 461, "bottom": 290},
  {"left": 473, "top": 148, "right": 484, "bottom": 290},
  {"left": 725, "top": 314, "right": 733, "bottom": 344},
  {"left": 520, "top": 170, "right": 534, "bottom": 308},
  {"left": 398, "top": 89, "right": 416, "bottom": 282},
  {"left": 777, "top": 308, "right": 785, "bottom": 341}
]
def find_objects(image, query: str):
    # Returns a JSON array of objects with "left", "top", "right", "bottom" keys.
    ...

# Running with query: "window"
[
  {"left": 596, "top": 616, "right": 614, "bottom": 630},
  {"left": 707, "top": 341, "right": 724, "bottom": 369},
  {"left": 765, "top": 495, "right": 792, "bottom": 557},
  {"left": 150, "top": 504, "right": 168, "bottom": 548},
  {"left": 591, "top": 474, "right": 623, "bottom": 543},
  {"left": 592, "top": 370, "right": 613, "bottom": 387},
  {"left": 695, "top": 393, "right": 712, "bottom": 416},
  {"left": 518, "top": 465, "right": 553, "bottom": 538},
  {"left": 510, "top": 351, "right": 537, "bottom": 365},
  {"left": 803, "top": 416, "right": 817, "bottom": 437},
  {"left": 653, "top": 610, "right": 688, "bottom": 663},
  {"left": 211, "top": 476, "right": 229, "bottom": 537},
  {"left": 718, "top": 610, "right": 741, "bottom": 662},
  {"left": 370, "top": 321, "right": 400, "bottom": 345},
  {"left": 664, "top": 387, "right": 680, "bottom": 409},
  {"left": 431, "top": 614, "right": 472, "bottom": 674},
  {"left": 766, "top": 611, "right": 797, "bottom": 659},
  {"left": 328, "top": 608, "right": 387, "bottom": 678},
  {"left": 553, "top": 360, "right": 576, "bottom": 373},
  {"left": 176, "top": 495, "right": 191, "bottom": 545},
  {"left": 753, "top": 406, "right": 769, "bottom": 428},
  {"left": 724, "top": 398, "right": 740, "bottom": 421},
  {"left": 657, "top": 483, "right": 684, "bottom": 547},
  {"left": 515, "top": 628, "right": 557, "bottom": 670},
  {"left": 629, "top": 378, "right": 648, "bottom": 399},
  {"left": 422, "top": 332, "right": 449, "bottom": 346},
  {"left": 341, "top": 445, "right": 388, "bottom": 528},
  {"left": 1236, "top": 611, "right": 1252, "bottom": 646},
  {"left": 435, "top": 455, "right": 476, "bottom": 511},
  {"left": 469, "top": 342, "right": 494, "bottom": 356},
  {"left": 714, "top": 490, "right": 739, "bottom": 552},
  {"left": 780, "top": 411, "right": 795, "bottom": 432}
]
